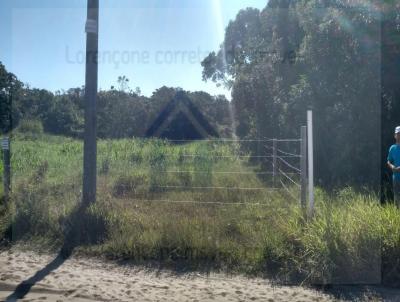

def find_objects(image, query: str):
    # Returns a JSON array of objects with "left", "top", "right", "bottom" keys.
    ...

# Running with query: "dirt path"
[{"left": 0, "top": 247, "right": 390, "bottom": 302}]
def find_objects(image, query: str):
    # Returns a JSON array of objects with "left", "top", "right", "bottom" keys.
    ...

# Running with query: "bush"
[{"left": 16, "top": 119, "right": 44, "bottom": 135}]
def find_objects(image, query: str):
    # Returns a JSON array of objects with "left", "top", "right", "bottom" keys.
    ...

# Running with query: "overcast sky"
[{"left": 0, "top": 0, "right": 268, "bottom": 99}]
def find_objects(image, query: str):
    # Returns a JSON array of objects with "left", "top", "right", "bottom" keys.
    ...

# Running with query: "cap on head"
[{"left": 395, "top": 126, "right": 400, "bottom": 134}]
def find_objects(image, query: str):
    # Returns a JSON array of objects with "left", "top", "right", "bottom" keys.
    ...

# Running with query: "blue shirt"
[{"left": 388, "top": 144, "right": 400, "bottom": 181}]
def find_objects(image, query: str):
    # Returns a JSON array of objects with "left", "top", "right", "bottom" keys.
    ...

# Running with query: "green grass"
[{"left": 1, "top": 133, "right": 399, "bottom": 286}]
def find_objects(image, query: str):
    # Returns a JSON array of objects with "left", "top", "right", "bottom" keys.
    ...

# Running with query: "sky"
[{"left": 0, "top": 0, "right": 268, "bottom": 99}]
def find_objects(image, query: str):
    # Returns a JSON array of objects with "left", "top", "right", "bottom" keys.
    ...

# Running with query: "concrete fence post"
[
  {"left": 300, "top": 126, "right": 307, "bottom": 210},
  {"left": 307, "top": 110, "right": 314, "bottom": 217}
]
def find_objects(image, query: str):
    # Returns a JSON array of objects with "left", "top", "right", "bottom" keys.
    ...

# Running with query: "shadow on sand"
[{"left": 5, "top": 202, "right": 101, "bottom": 302}]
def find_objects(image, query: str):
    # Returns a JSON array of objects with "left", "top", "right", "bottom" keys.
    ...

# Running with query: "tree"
[
  {"left": 117, "top": 75, "right": 130, "bottom": 92},
  {"left": 0, "top": 62, "right": 23, "bottom": 133},
  {"left": 202, "top": 0, "right": 395, "bottom": 190}
]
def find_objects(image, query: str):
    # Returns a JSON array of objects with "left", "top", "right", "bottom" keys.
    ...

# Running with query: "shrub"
[{"left": 16, "top": 119, "right": 44, "bottom": 136}]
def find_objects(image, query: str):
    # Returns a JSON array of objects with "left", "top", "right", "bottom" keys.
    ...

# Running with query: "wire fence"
[
  {"left": 96, "top": 136, "right": 305, "bottom": 205},
  {"left": 13, "top": 136, "right": 305, "bottom": 206}
]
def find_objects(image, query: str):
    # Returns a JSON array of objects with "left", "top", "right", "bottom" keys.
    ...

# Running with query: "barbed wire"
[
  {"left": 276, "top": 156, "right": 301, "bottom": 173},
  {"left": 157, "top": 170, "right": 299, "bottom": 175},
  {"left": 276, "top": 148, "right": 301, "bottom": 158},
  {"left": 160, "top": 138, "right": 302, "bottom": 143},
  {"left": 273, "top": 139, "right": 302, "bottom": 142},
  {"left": 162, "top": 170, "right": 272, "bottom": 175},
  {"left": 20, "top": 163, "right": 300, "bottom": 176},
  {"left": 119, "top": 184, "right": 280, "bottom": 191},
  {"left": 162, "top": 138, "right": 273, "bottom": 143},
  {"left": 160, "top": 154, "right": 294, "bottom": 159},
  {"left": 278, "top": 168, "right": 301, "bottom": 188},
  {"left": 279, "top": 179, "right": 299, "bottom": 202},
  {"left": 126, "top": 199, "right": 268, "bottom": 206}
]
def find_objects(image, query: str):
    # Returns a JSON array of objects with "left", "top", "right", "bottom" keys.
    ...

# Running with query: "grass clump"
[
  {"left": 112, "top": 173, "right": 149, "bottom": 198},
  {"left": 262, "top": 190, "right": 382, "bottom": 284}
]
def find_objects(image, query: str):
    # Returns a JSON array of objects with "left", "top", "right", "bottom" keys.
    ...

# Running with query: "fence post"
[
  {"left": 272, "top": 139, "right": 277, "bottom": 187},
  {"left": 300, "top": 126, "right": 307, "bottom": 210},
  {"left": 2, "top": 137, "right": 11, "bottom": 204},
  {"left": 307, "top": 110, "right": 314, "bottom": 217}
]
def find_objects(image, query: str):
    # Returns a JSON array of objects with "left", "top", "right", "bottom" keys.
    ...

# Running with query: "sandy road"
[{"left": 0, "top": 246, "right": 394, "bottom": 302}]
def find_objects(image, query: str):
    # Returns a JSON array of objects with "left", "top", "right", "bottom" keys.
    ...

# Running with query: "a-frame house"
[{"left": 145, "top": 91, "right": 219, "bottom": 141}]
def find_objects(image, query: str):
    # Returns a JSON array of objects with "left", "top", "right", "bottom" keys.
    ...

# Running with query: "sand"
[{"left": 0, "top": 246, "right": 384, "bottom": 302}]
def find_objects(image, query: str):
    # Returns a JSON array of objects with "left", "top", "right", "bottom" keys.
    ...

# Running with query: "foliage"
[
  {"left": 0, "top": 69, "right": 232, "bottom": 140},
  {"left": 202, "top": 0, "right": 400, "bottom": 192},
  {"left": 15, "top": 119, "right": 44, "bottom": 136},
  {"left": 0, "top": 62, "right": 22, "bottom": 134}
]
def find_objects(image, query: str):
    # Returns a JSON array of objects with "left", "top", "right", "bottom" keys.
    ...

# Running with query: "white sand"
[{"left": 0, "top": 247, "right": 352, "bottom": 302}]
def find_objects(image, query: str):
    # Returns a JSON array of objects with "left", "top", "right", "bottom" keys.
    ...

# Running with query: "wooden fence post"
[{"left": 2, "top": 137, "right": 10, "bottom": 204}]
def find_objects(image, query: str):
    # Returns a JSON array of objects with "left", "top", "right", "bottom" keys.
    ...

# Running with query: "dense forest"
[{"left": 1, "top": 0, "right": 400, "bottom": 197}]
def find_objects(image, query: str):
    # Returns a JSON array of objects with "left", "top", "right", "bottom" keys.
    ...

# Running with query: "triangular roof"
[{"left": 145, "top": 91, "right": 219, "bottom": 138}]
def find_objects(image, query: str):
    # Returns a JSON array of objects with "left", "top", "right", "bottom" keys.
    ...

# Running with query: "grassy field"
[{"left": 0, "top": 133, "right": 399, "bottom": 286}]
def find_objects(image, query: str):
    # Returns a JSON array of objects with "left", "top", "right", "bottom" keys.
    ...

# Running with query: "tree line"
[{"left": 0, "top": 63, "right": 232, "bottom": 139}]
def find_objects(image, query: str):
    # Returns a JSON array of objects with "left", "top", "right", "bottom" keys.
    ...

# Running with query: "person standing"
[{"left": 387, "top": 126, "right": 400, "bottom": 207}]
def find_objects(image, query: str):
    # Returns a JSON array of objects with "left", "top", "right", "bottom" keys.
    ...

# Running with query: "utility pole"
[{"left": 82, "top": 0, "right": 99, "bottom": 205}]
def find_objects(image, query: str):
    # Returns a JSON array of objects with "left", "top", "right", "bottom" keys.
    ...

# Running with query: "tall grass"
[{"left": 0, "top": 134, "right": 399, "bottom": 286}]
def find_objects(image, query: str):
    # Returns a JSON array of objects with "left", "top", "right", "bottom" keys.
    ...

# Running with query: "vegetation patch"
[{"left": 0, "top": 136, "right": 398, "bottom": 286}]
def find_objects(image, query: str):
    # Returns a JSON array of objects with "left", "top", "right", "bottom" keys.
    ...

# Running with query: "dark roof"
[{"left": 145, "top": 91, "right": 219, "bottom": 138}]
